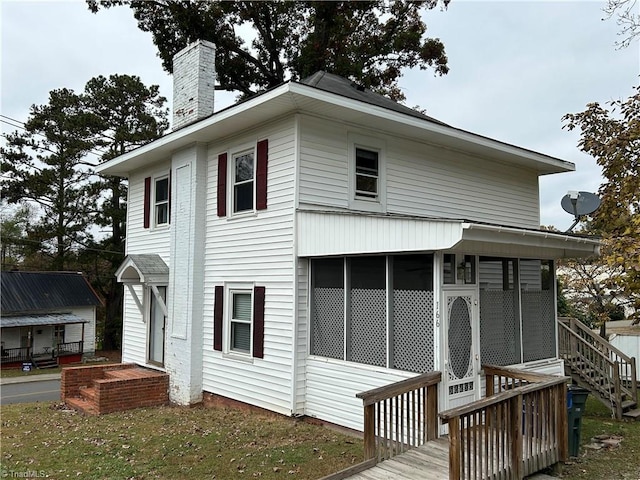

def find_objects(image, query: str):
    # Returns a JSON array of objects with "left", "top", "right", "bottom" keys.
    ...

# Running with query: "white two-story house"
[{"left": 98, "top": 40, "right": 599, "bottom": 431}]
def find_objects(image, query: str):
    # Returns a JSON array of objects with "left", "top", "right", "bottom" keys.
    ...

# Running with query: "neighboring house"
[
  {"left": 1, "top": 271, "right": 101, "bottom": 368},
  {"left": 97, "top": 40, "right": 599, "bottom": 432},
  {"left": 603, "top": 320, "right": 640, "bottom": 381}
]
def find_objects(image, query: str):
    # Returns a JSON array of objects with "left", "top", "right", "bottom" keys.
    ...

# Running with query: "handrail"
[
  {"left": 440, "top": 366, "right": 568, "bottom": 480},
  {"left": 356, "top": 371, "right": 441, "bottom": 463},
  {"left": 559, "top": 318, "right": 637, "bottom": 417}
]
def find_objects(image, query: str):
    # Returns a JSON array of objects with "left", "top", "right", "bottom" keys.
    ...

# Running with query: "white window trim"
[
  {"left": 228, "top": 143, "right": 257, "bottom": 218},
  {"left": 153, "top": 173, "right": 170, "bottom": 228},
  {"left": 348, "top": 132, "right": 386, "bottom": 213},
  {"left": 224, "top": 282, "right": 255, "bottom": 360}
]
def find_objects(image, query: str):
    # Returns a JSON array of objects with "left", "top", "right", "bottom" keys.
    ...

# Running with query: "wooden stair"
[
  {"left": 559, "top": 318, "right": 638, "bottom": 420},
  {"left": 62, "top": 364, "right": 169, "bottom": 415},
  {"left": 31, "top": 355, "right": 58, "bottom": 369}
]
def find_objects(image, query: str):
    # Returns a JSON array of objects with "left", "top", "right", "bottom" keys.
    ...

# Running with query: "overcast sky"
[{"left": 1, "top": 0, "right": 638, "bottom": 230}]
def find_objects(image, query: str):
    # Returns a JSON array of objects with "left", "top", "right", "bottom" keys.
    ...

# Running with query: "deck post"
[
  {"left": 510, "top": 393, "right": 523, "bottom": 479},
  {"left": 557, "top": 383, "right": 568, "bottom": 462},
  {"left": 448, "top": 416, "right": 461, "bottom": 480},
  {"left": 426, "top": 384, "right": 438, "bottom": 441},
  {"left": 613, "top": 363, "right": 623, "bottom": 419},
  {"left": 363, "top": 403, "right": 376, "bottom": 460},
  {"left": 631, "top": 357, "right": 638, "bottom": 405}
]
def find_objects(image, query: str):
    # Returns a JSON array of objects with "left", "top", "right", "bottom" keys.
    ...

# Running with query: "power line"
[{"left": 0, "top": 115, "right": 108, "bottom": 158}]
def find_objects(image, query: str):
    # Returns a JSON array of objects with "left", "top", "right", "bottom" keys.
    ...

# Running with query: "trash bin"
[{"left": 567, "top": 385, "right": 589, "bottom": 457}]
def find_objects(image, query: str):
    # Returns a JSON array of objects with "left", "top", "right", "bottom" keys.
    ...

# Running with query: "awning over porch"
[
  {"left": 296, "top": 210, "right": 600, "bottom": 259},
  {"left": 1, "top": 313, "right": 88, "bottom": 328},
  {"left": 115, "top": 254, "right": 169, "bottom": 285},
  {"left": 115, "top": 254, "right": 169, "bottom": 317}
]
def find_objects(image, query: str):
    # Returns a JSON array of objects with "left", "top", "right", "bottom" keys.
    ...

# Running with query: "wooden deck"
[{"left": 343, "top": 438, "right": 450, "bottom": 480}]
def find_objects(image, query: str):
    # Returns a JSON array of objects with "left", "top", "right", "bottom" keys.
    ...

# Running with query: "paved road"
[{"left": 0, "top": 375, "right": 61, "bottom": 405}]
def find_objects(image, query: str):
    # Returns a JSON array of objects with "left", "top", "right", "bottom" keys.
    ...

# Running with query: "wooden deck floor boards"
[{"left": 343, "top": 438, "right": 450, "bottom": 480}]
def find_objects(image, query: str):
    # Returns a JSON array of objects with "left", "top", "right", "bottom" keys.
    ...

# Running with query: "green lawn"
[
  {"left": 559, "top": 396, "right": 640, "bottom": 479},
  {"left": 1, "top": 393, "right": 638, "bottom": 479},
  {"left": 0, "top": 403, "right": 363, "bottom": 480}
]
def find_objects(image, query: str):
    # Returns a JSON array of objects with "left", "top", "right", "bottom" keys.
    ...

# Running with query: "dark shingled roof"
[
  {"left": 1, "top": 271, "right": 102, "bottom": 314},
  {"left": 299, "top": 71, "right": 448, "bottom": 126}
]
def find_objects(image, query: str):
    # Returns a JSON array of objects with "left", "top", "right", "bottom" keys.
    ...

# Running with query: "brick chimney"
[{"left": 172, "top": 40, "right": 216, "bottom": 130}]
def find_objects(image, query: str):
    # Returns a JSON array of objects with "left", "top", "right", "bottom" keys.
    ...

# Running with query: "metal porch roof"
[
  {"left": 1, "top": 313, "right": 88, "bottom": 328},
  {"left": 1, "top": 271, "right": 102, "bottom": 314}
]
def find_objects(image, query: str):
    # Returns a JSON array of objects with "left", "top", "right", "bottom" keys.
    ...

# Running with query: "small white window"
[
  {"left": 229, "top": 289, "right": 253, "bottom": 354},
  {"left": 348, "top": 133, "right": 386, "bottom": 213},
  {"left": 154, "top": 176, "right": 169, "bottom": 226},
  {"left": 233, "top": 150, "right": 254, "bottom": 213},
  {"left": 355, "top": 148, "right": 379, "bottom": 199}
]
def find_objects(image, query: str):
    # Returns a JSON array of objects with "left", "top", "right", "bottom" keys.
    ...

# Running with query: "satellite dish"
[{"left": 561, "top": 191, "right": 601, "bottom": 232}]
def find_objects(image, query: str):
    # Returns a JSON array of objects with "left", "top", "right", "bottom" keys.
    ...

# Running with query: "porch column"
[{"left": 165, "top": 143, "right": 207, "bottom": 404}]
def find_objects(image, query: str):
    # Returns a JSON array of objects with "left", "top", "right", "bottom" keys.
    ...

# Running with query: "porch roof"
[
  {"left": 296, "top": 210, "right": 600, "bottom": 259},
  {"left": 1, "top": 313, "right": 88, "bottom": 328},
  {"left": 115, "top": 254, "right": 169, "bottom": 285}
]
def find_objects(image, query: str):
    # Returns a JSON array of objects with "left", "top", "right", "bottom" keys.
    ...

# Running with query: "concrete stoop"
[{"left": 61, "top": 363, "right": 169, "bottom": 415}]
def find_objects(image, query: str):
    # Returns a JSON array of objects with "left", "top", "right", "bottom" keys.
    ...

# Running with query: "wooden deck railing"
[
  {"left": 55, "top": 341, "right": 84, "bottom": 356},
  {"left": 1, "top": 346, "right": 31, "bottom": 363},
  {"left": 356, "top": 371, "right": 441, "bottom": 462},
  {"left": 559, "top": 318, "right": 638, "bottom": 419},
  {"left": 440, "top": 365, "right": 568, "bottom": 480}
]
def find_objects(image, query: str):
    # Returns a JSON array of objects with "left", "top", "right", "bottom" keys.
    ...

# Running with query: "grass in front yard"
[
  {"left": 559, "top": 396, "right": 640, "bottom": 479},
  {"left": 0, "top": 403, "right": 363, "bottom": 480}
]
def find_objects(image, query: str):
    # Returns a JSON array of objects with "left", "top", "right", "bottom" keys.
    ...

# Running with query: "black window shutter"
[
  {"left": 217, "top": 153, "right": 227, "bottom": 217},
  {"left": 213, "top": 285, "right": 224, "bottom": 351},
  {"left": 256, "top": 139, "right": 268, "bottom": 210},
  {"left": 143, "top": 176, "right": 151, "bottom": 228},
  {"left": 253, "top": 286, "right": 265, "bottom": 358}
]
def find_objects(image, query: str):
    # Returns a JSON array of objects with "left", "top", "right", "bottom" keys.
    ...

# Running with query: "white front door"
[
  {"left": 443, "top": 287, "right": 480, "bottom": 410},
  {"left": 149, "top": 286, "right": 166, "bottom": 366}
]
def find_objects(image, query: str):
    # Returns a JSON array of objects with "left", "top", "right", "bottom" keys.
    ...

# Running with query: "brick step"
[
  {"left": 104, "top": 367, "right": 166, "bottom": 380},
  {"left": 79, "top": 386, "right": 97, "bottom": 402},
  {"left": 65, "top": 397, "right": 98, "bottom": 415}
]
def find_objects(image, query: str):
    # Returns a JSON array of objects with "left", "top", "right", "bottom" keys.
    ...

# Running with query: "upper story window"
[
  {"left": 349, "top": 133, "right": 386, "bottom": 213},
  {"left": 233, "top": 150, "right": 254, "bottom": 213},
  {"left": 355, "top": 148, "right": 379, "bottom": 200},
  {"left": 154, "top": 176, "right": 169, "bottom": 226}
]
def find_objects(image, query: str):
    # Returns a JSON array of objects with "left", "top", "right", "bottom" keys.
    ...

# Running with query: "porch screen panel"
[
  {"left": 479, "top": 258, "right": 520, "bottom": 366},
  {"left": 392, "top": 255, "right": 434, "bottom": 372},
  {"left": 349, "top": 257, "right": 386, "bottom": 367},
  {"left": 311, "top": 258, "right": 344, "bottom": 360},
  {"left": 521, "top": 260, "right": 556, "bottom": 361}
]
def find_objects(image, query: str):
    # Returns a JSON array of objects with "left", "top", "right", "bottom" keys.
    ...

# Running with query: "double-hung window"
[
  {"left": 233, "top": 151, "right": 254, "bottom": 213},
  {"left": 230, "top": 289, "right": 253, "bottom": 354},
  {"left": 355, "top": 148, "right": 379, "bottom": 199},
  {"left": 213, "top": 284, "right": 265, "bottom": 359},
  {"left": 348, "top": 133, "right": 386, "bottom": 212},
  {"left": 154, "top": 176, "right": 169, "bottom": 226}
]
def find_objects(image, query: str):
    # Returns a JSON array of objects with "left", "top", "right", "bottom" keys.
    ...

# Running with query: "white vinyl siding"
[
  {"left": 66, "top": 306, "right": 97, "bottom": 354},
  {"left": 298, "top": 115, "right": 540, "bottom": 229},
  {"left": 122, "top": 164, "right": 171, "bottom": 366},
  {"left": 305, "top": 358, "right": 416, "bottom": 431},
  {"left": 202, "top": 118, "right": 296, "bottom": 415}
]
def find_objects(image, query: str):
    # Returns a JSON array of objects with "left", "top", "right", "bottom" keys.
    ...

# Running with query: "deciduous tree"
[
  {"left": 87, "top": 0, "right": 450, "bottom": 101},
  {"left": 563, "top": 86, "right": 640, "bottom": 323}
]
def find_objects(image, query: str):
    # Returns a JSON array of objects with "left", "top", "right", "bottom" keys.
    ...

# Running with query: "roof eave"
[{"left": 97, "top": 81, "right": 575, "bottom": 177}]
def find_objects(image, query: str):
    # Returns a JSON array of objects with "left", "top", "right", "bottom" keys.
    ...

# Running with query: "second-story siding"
[{"left": 298, "top": 115, "right": 540, "bottom": 229}]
